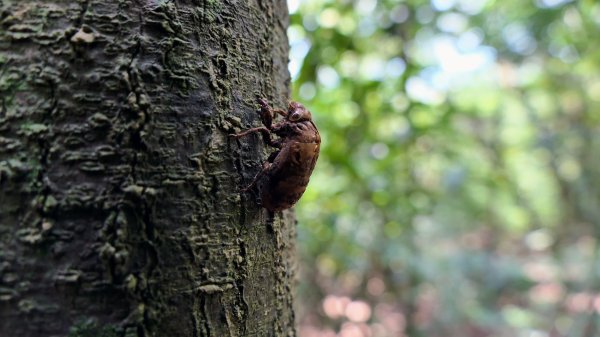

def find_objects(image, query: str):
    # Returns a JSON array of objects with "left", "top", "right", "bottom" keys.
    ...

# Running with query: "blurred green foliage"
[{"left": 289, "top": 0, "right": 600, "bottom": 336}]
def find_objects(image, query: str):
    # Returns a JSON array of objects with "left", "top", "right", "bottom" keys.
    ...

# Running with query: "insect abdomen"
[{"left": 260, "top": 141, "right": 319, "bottom": 211}]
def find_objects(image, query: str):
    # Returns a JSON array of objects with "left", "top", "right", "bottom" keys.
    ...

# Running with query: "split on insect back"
[{"left": 230, "top": 98, "right": 321, "bottom": 211}]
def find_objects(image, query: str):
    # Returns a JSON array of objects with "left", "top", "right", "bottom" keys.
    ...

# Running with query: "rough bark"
[{"left": 0, "top": 0, "right": 296, "bottom": 336}]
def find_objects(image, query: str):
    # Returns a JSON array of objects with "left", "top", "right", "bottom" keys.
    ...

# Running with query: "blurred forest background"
[{"left": 287, "top": 0, "right": 600, "bottom": 336}]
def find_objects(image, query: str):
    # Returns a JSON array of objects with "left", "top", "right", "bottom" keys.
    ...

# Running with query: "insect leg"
[
  {"left": 230, "top": 126, "right": 270, "bottom": 138},
  {"left": 257, "top": 97, "right": 270, "bottom": 109},
  {"left": 257, "top": 98, "right": 274, "bottom": 128},
  {"left": 242, "top": 161, "right": 271, "bottom": 192},
  {"left": 257, "top": 99, "right": 289, "bottom": 124},
  {"left": 231, "top": 126, "right": 281, "bottom": 148},
  {"left": 267, "top": 148, "right": 281, "bottom": 162},
  {"left": 273, "top": 109, "right": 287, "bottom": 117}
]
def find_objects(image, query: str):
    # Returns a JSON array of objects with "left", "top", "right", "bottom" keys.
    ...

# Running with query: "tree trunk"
[{"left": 0, "top": 1, "right": 296, "bottom": 336}]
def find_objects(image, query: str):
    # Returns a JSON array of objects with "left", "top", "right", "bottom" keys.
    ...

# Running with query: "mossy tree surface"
[{"left": 0, "top": 1, "right": 295, "bottom": 336}]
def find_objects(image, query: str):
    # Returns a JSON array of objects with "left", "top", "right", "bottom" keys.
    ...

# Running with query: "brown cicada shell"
[{"left": 231, "top": 98, "right": 321, "bottom": 211}]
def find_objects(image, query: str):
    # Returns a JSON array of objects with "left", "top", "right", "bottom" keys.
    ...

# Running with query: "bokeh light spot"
[{"left": 345, "top": 301, "right": 372, "bottom": 323}]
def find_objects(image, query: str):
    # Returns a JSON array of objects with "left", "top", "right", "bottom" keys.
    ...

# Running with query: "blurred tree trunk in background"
[{"left": 0, "top": 1, "right": 296, "bottom": 336}]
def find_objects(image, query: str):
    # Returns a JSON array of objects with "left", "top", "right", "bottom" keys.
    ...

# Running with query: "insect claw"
[{"left": 257, "top": 97, "right": 268, "bottom": 106}]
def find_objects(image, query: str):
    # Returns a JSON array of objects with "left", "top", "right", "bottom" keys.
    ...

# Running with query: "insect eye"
[{"left": 290, "top": 112, "right": 301, "bottom": 121}]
